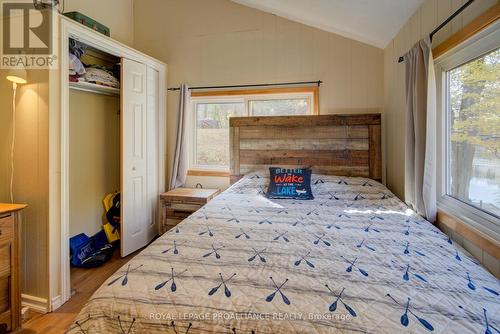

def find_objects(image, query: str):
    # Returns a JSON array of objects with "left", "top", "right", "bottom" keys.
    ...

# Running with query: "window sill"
[
  {"left": 437, "top": 198, "right": 500, "bottom": 258},
  {"left": 187, "top": 170, "right": 230, "bottom": 177}
]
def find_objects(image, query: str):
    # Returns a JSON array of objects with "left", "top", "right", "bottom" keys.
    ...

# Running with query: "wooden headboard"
[{"left": 229, "top": 114, "right": 381, "bottom": 184}]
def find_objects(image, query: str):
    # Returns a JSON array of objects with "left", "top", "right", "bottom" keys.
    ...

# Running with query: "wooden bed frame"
[{"left": 229, "top": 114, "right": 382, "bottom": 184}]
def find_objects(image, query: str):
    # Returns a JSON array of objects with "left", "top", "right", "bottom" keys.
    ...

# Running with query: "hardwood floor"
[{"left": 20, "top": 249, "right": 137, "bottom": 334}]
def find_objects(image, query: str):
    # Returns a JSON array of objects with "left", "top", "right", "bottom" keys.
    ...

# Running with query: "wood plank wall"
[{"left": 229, "top": 114, "right": 381, "bottom": 183}]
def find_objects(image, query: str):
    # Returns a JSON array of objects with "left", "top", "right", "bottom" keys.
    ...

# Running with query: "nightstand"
[
  {"left": 0, "top": 203, "right": 26, "bottom": 333},
  {"left": 159, "top": 188, "right": 220, "bottom": 234}
]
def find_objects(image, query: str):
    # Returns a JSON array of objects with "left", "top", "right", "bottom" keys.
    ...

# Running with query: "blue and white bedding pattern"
[{"left": 67, "top": 174, "right": 499, "bottom": 333}]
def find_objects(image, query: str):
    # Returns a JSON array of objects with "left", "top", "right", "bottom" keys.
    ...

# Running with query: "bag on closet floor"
[{"left": 69, "top": 230, "right": 114, "bottom": 268}]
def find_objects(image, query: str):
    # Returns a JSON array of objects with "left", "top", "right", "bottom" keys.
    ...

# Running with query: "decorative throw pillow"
[{"left": 266, "top": 167, "right": 314, "bottom": 200}]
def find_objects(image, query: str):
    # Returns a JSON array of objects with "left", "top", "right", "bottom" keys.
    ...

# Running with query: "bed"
[{"left": 67, "top": 115, "right": 499, "bottom": 334}]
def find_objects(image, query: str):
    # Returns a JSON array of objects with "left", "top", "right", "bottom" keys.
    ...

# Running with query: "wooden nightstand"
[
  {"left": 160, "top": 188, "right": 220, "bottom": 234},
  {"left": 0, "top": 203, "right": 26, "bottom": 333}
]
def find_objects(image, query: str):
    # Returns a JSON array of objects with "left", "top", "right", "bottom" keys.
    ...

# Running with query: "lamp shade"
[{"left": 6, "top": 68, "right": 27, "bottom": 84}]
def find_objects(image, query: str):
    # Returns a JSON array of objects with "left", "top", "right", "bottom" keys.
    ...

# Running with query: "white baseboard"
[
  {"left": 21, "top": 294, "right": 49, "bottom": 314},
  {"left": 51, "top": 295, "right": 63, "bottom": 311}
]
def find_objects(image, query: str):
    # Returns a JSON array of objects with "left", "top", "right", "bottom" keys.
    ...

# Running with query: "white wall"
[
  {"left": 0, "top": 73, "right": 14, "bottom": 202},
  {"left": 17, "top": 71, "right": 50, "bottom": 300},
  {"left": 0, "top": 69, "right": 50, "bottom": 300},
  {"left": 133, "top": 0, "right": 384, "bottom": 190},
  {"left": 69, "top": 91, "right": 120, "bottom": 238},
  {"left": 64, "top": 0, "right": 134, "bottom": 46}
]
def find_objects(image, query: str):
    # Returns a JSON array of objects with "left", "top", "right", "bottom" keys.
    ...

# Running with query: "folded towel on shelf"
[{"left": 81, "top": 66, "right": 120, "bottom": 88}]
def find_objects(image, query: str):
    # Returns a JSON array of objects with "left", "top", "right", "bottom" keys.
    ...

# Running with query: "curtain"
[
  {"left": 404, "top": 37, "right": 437, "bottom": 222},
  {"left": 169, "top": 84, "right": 190, "bottom": 190}
]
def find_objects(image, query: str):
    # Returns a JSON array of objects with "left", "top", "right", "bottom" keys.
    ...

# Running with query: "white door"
[
  {"left": 146, "top": 66, "right": 160, "bottom": 241},
  {"left": 121, "top": 58, "right": 156, "bottom": 256}
]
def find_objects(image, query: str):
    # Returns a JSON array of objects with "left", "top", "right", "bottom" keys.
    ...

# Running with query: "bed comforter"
[{"left": 67, "top": 174, "right": 499, "bottom": 333}]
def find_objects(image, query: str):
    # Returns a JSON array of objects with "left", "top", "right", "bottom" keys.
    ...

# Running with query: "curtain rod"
[
  {"left": 398, "top": 0, "right": 474, "bottom": 63},
  {"left": 167, "top": 80, "right": 322, "bottom": 91}
]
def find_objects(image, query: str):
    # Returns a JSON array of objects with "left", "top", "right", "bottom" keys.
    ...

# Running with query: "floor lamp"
[{"left": 5, "top": 68, "right": 27, "bottom": 203}]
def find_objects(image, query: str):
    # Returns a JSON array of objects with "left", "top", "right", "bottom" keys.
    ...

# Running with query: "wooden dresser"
[
  {"left": 0, "top": 204, "right": 26, "bottom": 333},
  {"left": 160, "top": 188, "right": 220, "bottom": 234}
]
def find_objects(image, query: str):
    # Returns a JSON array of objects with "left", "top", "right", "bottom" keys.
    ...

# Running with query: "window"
[
  {"left": 436, "top": 22, "right": 500, "bottom": 233},
  {"left": 446, "top": 48, "right": 500, "bottom": 219},
  {"left": 250, "top": 98, "right": 309, "bottom": 116},
  {"left": 195, "top": 101, "right": 246, "bottom": 168},
  {"left": 190, "top": 88, "right": 317, "bottom": 171}
]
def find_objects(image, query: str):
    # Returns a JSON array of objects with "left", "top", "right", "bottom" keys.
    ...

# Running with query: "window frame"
[
  {"left": 188, "top": 87, "right": 318, "bottom": 173},
  {"left": 434, "top": 20, "right": 500, "bottom": 241}
]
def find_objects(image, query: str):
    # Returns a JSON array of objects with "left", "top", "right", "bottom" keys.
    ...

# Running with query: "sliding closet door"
[
  {"left": 145, "top": 66, "right": 160, "bottom": 242},
  {"left": 121, "top": 58, "right": 152, "bottom": 256}
]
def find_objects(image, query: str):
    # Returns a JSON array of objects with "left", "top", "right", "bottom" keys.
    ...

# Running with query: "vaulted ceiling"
[{"left": 232, "top": 0, "right": 424, "bottom": 49}]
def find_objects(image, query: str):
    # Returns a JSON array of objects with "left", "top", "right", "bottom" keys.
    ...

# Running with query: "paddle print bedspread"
[{"left": 67, "top": 174, "right": 499, "bottom": 334}]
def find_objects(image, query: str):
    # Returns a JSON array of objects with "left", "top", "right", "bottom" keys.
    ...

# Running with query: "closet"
[
  {"left": 68, "top": 42, "right": 121, "bottom": 250},
  {"left": 54, "top": 15, "right": 166, "bottom": 307}
]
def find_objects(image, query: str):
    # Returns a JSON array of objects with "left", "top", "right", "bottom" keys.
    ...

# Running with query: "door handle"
[{"left": 132, "top": 166, "right": 136, "bottom": 171}]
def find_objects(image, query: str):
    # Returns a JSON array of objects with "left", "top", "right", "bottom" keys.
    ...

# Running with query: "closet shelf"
[{"left": 69, "top": 81, "right": 120, "bottom": 96}]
